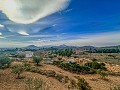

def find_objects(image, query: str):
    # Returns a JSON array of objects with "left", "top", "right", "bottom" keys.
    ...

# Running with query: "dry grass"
[{"left": 0, "top": 57, "right": 120, "bottom": 90}]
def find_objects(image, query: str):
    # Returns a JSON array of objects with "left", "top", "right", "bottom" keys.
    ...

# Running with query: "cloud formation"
[
  {"left": 18, "top": 31, "right": 29, "bottom": 36},
  {"left": 0, "top": 0, "right": 70, "bottom": 24},
  {"left": 0, "top": 24, "right": 4, "bottom": 28}
]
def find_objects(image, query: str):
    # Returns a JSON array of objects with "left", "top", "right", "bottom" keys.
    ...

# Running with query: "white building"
[{"left": 18, "top": 51, "right": 34, "bottom": 58}]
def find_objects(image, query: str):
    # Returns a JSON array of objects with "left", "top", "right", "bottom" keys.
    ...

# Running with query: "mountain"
[
  {"left": 79, "top": 46, "right": 96, "bottom": 50},
  {"left": 50, "top": 44, "right": 79, "bottom": 49},
  {"left": 101, "top": 45, "right": 120, "bottom": 49},
  {"left": 24, "top": 45, "right": 39, "bottom": 49}
]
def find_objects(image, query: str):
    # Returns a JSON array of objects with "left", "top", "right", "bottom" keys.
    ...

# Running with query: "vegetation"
[
  {"left": 84, "top": 61, "right": 107, "bottom": 71},
  {"left": 0, "top": 57, "right": 12, "bottom": 69},
  {"left": 53, "top": 61, "right": 107, "bottom": 74},
  {"left": 25, "top": 77, "right": 48, "bottom": 90},
  {"left": 55, "top": 49, "right": 74, "bottom": 57},
  {"left": 11, "top": 64, "right": 25, "bottom": 79},
  {"left": 88, "top": 48, "right": 120, "bottom": 53},
  {"left": 33, "top": 56, "right": 42, "bottom": 66},
  {"left": 17, "top": 54, "right": 25, "bottom": 59},
  {"left": 77, "top": 77, "right": 92, "bottom": 90},
  {"left": 110, "top": 85, "right": 120, "bottom": 90},
  {"left": 97, "top": 70, "right": 108, "bottom": 80}
]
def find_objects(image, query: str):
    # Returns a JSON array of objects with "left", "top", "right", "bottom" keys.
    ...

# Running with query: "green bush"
[
  {"left": 11, "top": 64, "right": 25, "bottom": 79},
  {"left": 53, "top": 60, "right": 107, "bottom": 74},
  {"left": 29, "top": 67, "right": 39, "bottom": 73},
  {"left": 110, "top": 85, "right": 120, "bottom": 90},
  {"left": 77, "top": 77, "right": 92, "bottom": 90},
  {"left": 55, "top": 73, "right": 65, "bottom": 82},
  {"left": 53, "top": 60, "right": 63, "bottom": 66},
  {"left": 0, "top": 57, "right": 12, "bottom": 69},
  {"left": 43, "top": 70, "right": 56, "bottom": 77},
  {"left": 68, "top": 79, "right": 77, "bottom": 89},
  {"left": 97, "top": 70, "right": 108, "bottom": 79},
  {"left": 33, "top": 56, "right": 42, "bottom": 66},
  {"left": 25, "top": 77, "right": 48, "bottom": 90},
  {"left": 84, "top": 62, "right": 107, "bottom": 71},
  {"left": 24, "top": 63, "right": 31, "bottom": 71},
  {"left": 62, "top": 76, "right": 69, "bottom": 83}
]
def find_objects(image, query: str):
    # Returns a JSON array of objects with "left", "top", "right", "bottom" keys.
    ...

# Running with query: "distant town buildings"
[{"left": 18, "top": 51, "right": 33, "bottom": 58}]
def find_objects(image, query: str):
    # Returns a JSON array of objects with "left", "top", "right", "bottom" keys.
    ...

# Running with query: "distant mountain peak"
[
  {"left": 25, "top": 45, "right": 39, "bottom": 49},
  {"left": 59, "top": 44, "right": 68, "bottom": 47}
]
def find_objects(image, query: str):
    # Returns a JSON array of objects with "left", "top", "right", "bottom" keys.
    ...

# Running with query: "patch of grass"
[
  {"left": 110, "top": 85, "right": 120, "bottom": 90},
  {"left": 90, "top": 78, "right": 98, "bottom": 82},
  {"left": 25, "top": 77, "right": 48, "bottom": 90},
  {"left": 11, "top": 64, "right": 25, "bottom": 79},
  {"left": 77, "top": 77, "right": 92, "bottom": 90}
]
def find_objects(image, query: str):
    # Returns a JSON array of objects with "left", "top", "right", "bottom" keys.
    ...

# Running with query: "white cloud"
[
  {"left": 0, "top": 36, "right": 5, "bottom": 39},
  {"left": 0, "top": 32, "right": 2, "bottom": 35},
  {"left": 0, "top": 0, "right": 70, "bottom": 24},
  {"left": 18, "top": 31, "right": 29, "bottom": 36},
  {"left": 0, "top": 24, "right": 4, "bottom": 28}
]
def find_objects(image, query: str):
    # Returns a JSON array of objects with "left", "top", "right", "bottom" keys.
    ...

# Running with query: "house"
[{"left": 18, "top": 51, "right": 34, "bottom": 58}]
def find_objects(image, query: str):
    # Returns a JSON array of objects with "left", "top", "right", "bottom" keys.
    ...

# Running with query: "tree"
[
  {"left": 12, "top": 64, "right": 24, "bottom": 79},
  {"left": 0, "top": 57, "right": 12, "bottom": 69},
  {"left": 33, "top": 56, "right": 42, "bottom": 66},
  {"left": 17, "top": 54, "right": 25, "bottom": 59}
]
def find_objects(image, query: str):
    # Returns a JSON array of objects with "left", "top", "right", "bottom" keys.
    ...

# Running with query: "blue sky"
[{"left": 0, "top": 0, "right": 120, "bottom": 47}]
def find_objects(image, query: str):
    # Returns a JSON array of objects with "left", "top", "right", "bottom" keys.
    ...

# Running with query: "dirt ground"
[{"left": 0, "top": 63, "right": 120, "bottom": 90}]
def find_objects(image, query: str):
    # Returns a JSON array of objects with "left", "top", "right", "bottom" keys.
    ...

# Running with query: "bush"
[
  {"left": 29, "top": 67, "right": 39, "bottom": 73},
  {"left": 77, "top": 77, "right": 92, "bottom": 90},
  {"left": 110, "top": 85, "right": 120, "bottom": 90},
  {"left": 97, "top": 70, "right": 108, "bottom": 80},
  {"left": 53, "top": 60, "right": 63, "bottom": 66},
  {"left": 43, "top": 70, "right": 56, "bottom": 77},
  {"left": 62, "top": 76, "right": 69, "bottom": 83},
  {"left": 11, "top": 64, "right": 25, "bottom": 79},
  {"left": 84, "top": 62, "right": 107, "bottom": 71},
  {"left": 33, "top": 56, "right": 42, "bottom": 66},
  {"left": 24, "top": 63, "right": 31, "bottom": 71},
  {"left": 68, "top": 79, "right": 77, "bottom": 89},
  {"left": 0, "top": 57, "right": 12, "bottom": 69},
  {"left": 55, "top": 73, "right": 65, "bottom": 82},
  {"left": 25, "top": 77, "right": 48, "bottom": 90}
]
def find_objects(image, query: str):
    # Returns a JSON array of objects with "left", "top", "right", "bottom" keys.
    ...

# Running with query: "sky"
[{"left": 0, "top": 0, "right": 120, "bottom": 48}]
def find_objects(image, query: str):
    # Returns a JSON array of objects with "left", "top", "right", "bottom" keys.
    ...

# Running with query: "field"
[{"left": 0, "top": 53, "right": 120, "bottom": 90}]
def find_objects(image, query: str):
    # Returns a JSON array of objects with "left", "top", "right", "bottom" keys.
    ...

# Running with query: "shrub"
[
  {"left": 0, "top": 57, "right": 12, "bottom": 69},
  {"left": 53, "top": 60, "right": 63, "bottom": 66},
  {"left": 84, "top": 62, "right": 107, "bottom": 71},
  {"left": 33, "top": 56, "right": 42, "bottom": 66},
  {"left": 11, "top": 64, "right": 25, "bottom": 79},
  {"left": 77, "top": 77, "right": 92, "bottom": 90},
  {"left": 0, "top": 71, "right": 3, "bottom": 78},
  {"left": 110, "top": 85, "right": 120, "bottom": 90},
  {"left": 58, "top": 57, "right": 62, "bottom": 60},
  {"left": 91, "top": 58, "right": 97, "bottom": 62},
  {"left": 68, "top": 79, "right": 77, "bottom": 89},
  {"left": 29, "top": 67, "right": 39, "bottom": 73},
  {"left": 43, "top": 70, "right": 56, "bottom": 77},
  {"left": 25, "top": 77, "right": 48, "bottom": 90},
  {"left": 55, "top": 73, "right": 65, "bottom": 82},
  {"left": 108, "top": 72, "right": 120, "bottom": 76},
  {"left": 62, "top": 76, "right": 69, "bottom": 83},
  {"left": 24, "top": 63, "right": 31, "bottom": 71},
  {"left": 97, "top": 70, "right": 108, "bottom": 79}
]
